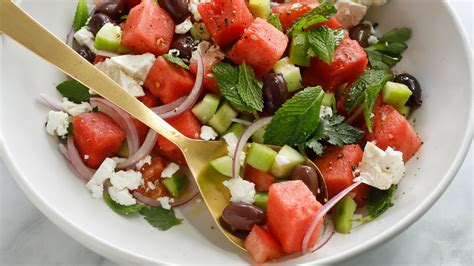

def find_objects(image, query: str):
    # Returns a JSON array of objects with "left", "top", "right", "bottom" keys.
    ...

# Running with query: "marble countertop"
[{"left": 1, "top": 1, "right": 473, "bottom": 265}]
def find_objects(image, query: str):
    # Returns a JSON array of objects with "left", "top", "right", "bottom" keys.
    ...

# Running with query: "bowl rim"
[{"left": 1, "top": 0, "right": 473, "bottom": 264}]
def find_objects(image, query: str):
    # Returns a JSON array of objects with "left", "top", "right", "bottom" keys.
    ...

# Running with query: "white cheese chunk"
[
  {"left": 223, "top": 133, "right": 239, "bottom": 156},
  {"left": 200, "top": 125, "right": 218, "bottom": 141},
  {"left": 86, "top": 158, "right": 116, "bottom": 199},
  {"left": 189, "top": 0, "right": 209, "bottom": 21},
  {"left": 157, "top": 196, "right": 174, "bottom": 210},
  {"left": 136, "top": 155, "right": 152, "bottom": 170},
  {"left": 335, "top": 0, "right": 368, "bottom": 29},
  {"left": 161, "top": 163, "right": 180, "bottom": 178},
  {"left": 62, "top": 98, "right": 93, "bottom": 116},
  {"left": 223, "top": 177, "right": 256, "bottom": 204},
  {"left": 108, "top": 186, "right": 137, "bottom": 206},
  {"left": 73, "top": 27, "right": 98, "bottom": 54},
  {"left": 110, "top": 170, "right": 143, "bottom": 191},
  {"left": 175, "top": 17, "right": 193, "bottom": 34},
  {"left": 354, "top": 142, "right": 405, "bottom": 190},
  {"left": 46, "top": 111, "right": 70, "bottom": 137},
  {"left": 320, "top": 106, "right": 333, "bottom": 118}
]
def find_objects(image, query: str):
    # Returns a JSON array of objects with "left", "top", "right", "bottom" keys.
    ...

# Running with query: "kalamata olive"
[
  {"left": 291, "top": 165, "right": 319, "bottom": 197},
  {"left": 170, "top": 35, "right": 198, "bottom": 60},
  {"left": 77, "top": 46, "right": 95, "bottom": 63},
  {"left": 87, "top": 13, "right": 113, "bottom": 36},
  {"left": 263, "top": 73, "right": 288, "bottom": 114},
  {"left": 220, "top": 203, "right": 265, "bottom": 232},
  {"left": 349, "top": 23, "right": 372, "bottom": 48},
  {"left": 393, "top": 73, "right": 422, "bottom": 108},
  {"left": 158, "top": 0, "right": 190, "bottom": 24},
  {"left": 94, "top": 0, "right": 127, "bottom": 20}
]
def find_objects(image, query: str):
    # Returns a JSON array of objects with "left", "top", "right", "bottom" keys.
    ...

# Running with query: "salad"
[{"left": 41, "top": 0, "right": 423, "bottom": 263}]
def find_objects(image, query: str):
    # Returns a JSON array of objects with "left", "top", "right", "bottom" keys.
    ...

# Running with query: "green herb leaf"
[
  {"left": 287, "top": 2, "right": 337, "bottom": 35},
  {"left": 306, "top": 138, "right": 325, "bottom": 156},
  {"left": 213, "top": 63, "right": 252, "bottom": 112},
  {"left": 264, "top": 87, "right": 325, "bottom": 146},
  {"left": 56, "top": 80, "right": 91, "bottom": 103},
  {"left": 103, "top": 191, "right": 145, "bottom": 215},
  {"left": 163, "top": 54, "right": 190, "bottom": 70},
  {"left": 237, "top": 63, "right": 264, "bottom": 112},
  {"left": 345, "top": 70, "right": 393, "bottom": 113},
  {"left": 268, "top": 13, "right": 283, "bottom": 32},
  {"left": 140, "top": 206, "right": 182, "bottom": 231},
  {"left": 366, "top": 27, "right": 411, "bottom": 70},
  {"left": 356, "top": 185, "right": 397, "bottom": 223},
  {"left": 378, "top": 27, "right": 412, "bottom": 43},
  {"left": 67, "top": 122, "right": 74, "bottom": 135},
  {"left": 363, "top": 83, "right": 383, "bottom": 132},
  {"left": 307, "top": 26, "right": 345, "bottom": 64},
  {"left": 120, "top": 14, "right": 128, "bottom": 20},
  {"left": 73, "top": 0, "right": 89, "bottom": 32}
]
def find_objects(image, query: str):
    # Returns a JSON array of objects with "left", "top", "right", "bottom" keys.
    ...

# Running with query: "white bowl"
[{"left": 1, "top": 0, "right": 472, "bottom": 264}]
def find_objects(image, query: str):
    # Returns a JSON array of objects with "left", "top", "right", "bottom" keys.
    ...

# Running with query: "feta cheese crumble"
[
  {"left": 200, "top": 125, "right": 218, "bottom": 141},
  {"left": 157, "top": 196, "right": 174, "bottom": 210},
  {"left": 353, "top": 142, "right": 405, "bottom": 190},
  {"left": 189, "top": 0, "right": 209, "bottom": 21},
  {"left": 161, "top": 163, "right": 180, "bottom": 178},
  {"left": 223, "top": 133, "right": 239, "bottom": 156},
  {"left": 175, "top": 17, "right": 193, "bottom": 34},
  {"left": 46, "top": 111, "right": 70, "bottom": 137},
  {"left": 136, "top": 155, "right": 152, "bottom": 170},
  {"left": 320, "top": 106, "right": 333, "bottom": 117},
  {"left": 86, "top": 158, "right": 117, "bottom": 198},
  {"left": 223, "top": 177, "right": 256, "bottom": 204},
  {"left": 108, "top": 186, "right": 137, "bottom": 206},
  {"left": 73, "top": 27, "right": 98, "bottom": 54},
  {"left": 110, "top": 170, "right": 143, "bottom": 191},
  {"left": 335, "top": 0, "right": 368, "bottom": 29},
  {"left": 62, "top": 98, "right": 93, "bottom": 116}
]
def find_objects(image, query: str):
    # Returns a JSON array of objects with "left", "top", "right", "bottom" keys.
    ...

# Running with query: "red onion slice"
[
  {"left": 345, "top": 106, "right": 364, "bottom": 125},
  {"left": 150, "top": 97, "right": 186, "bottom": 115},
  {"left": 116, "top": 129, "right": 158, "bottom": 170},
  {"left": 133, "top": 191, "right": 160, "bottom": 207},
  {"left": 90, "top": 97, "right": 140, "bottom": 155},
  {"left": 58, "top": 143, "right": 70, "bottom": 161},
  {"left": 67, "top": 136, "right": 95, "bottom": 182},
  {"left": 232, "top": 117, "right": 273, "bottom": 179},
  {"left": 302, "top": 181, "right": 362, "bottom": 252},
  {"left": 309, "top": 217, "right": 335, "bottom": 253},
  {"left": 231, "top": 118, "right": 252, "bottom": 126},
  {"left": 39, "top": 93, "right": 63, "bottom": 110},
  {"left": 152, "top": 52, "right": 204, "bottom": 119}
]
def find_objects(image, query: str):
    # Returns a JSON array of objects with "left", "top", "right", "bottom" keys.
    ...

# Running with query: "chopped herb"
[
  {"left": 73, "top": 0, "right": 89, "bottom": 32},
  {"left": 56, "top": 80, "right": 91, "bottom": 103},
  {"left": 67, "top": 122, "right": 73, "bottom": 135},
  {"left": 287, "top": 2, "right": 337, "bottom": 35},
  {"left": 92, "top": 106, "right": 99, "bottom": 112},
  {"left": 356, "top": 185, "right": 397, "bottom": 223},
  {"left": 120, "top": 15, "right": 128, "bottom": 20},
  {"left": 236, "top": 63, "right": 264, "bottom": 112},
  {"left": 264, "top": 87, "right": 325, "bottom": 146},
  {"left": 103, "top": 191, "right": 144, "bottom": 215},
  {"left": 163, "top": 54, "right": 190, "bottom": 70},
  {"left": 306, "top": 26, "right": 346, "bottom": 64},
  {"left": 267, "top": 13, "right": 283, "bottom": 32},
  {"left": 365, "top": 27, "right": 412, "bottom": 70},
  {"left": 140, "top": 206, "right": 183, "bottom": 231}
]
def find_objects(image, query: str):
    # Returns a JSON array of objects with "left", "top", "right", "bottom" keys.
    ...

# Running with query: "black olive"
[
  {"left": 263, "top": 73, "right": 288, "bottom": 115},
  {"left": 77, "top": 46, "right": 94, "bottom": 63},
  {"left": 220, "top": 203, "right": 265, "bottom": 232},
  {"left": 393, "top": 73, "right": 422, "bottom": 108},
  {"left": 157, "top": 0, "right": 190, "bottom": 24},
  {"left": 87, "top": 13, "right": 113, "bottom": 36},
  {"left": 349, "top": 23, "right": 372, "bottom": 48},
  {"left": 94, "top": 0, "right": 127, "bottom": 20},
  {"left": 170, "top": 35, "right": 198, "bottom": 60}
]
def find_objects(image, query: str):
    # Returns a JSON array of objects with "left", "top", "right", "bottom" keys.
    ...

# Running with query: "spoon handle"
[{"left": 0, "top": 0, "right": 188, "bottom": 148}]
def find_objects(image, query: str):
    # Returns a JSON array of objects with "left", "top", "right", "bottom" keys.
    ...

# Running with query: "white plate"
[{"left": 1, "top": 0, "right": 472, "bottom": 264}]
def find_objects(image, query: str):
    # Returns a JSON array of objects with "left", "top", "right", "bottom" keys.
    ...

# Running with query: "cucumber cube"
[
  {"left": 117, "top": 140, "right": 129, "bottom": 158},
  {"left": 245, "top": 143, "right": 278, "bottom": 172},
  {"left": 383, "top": 81, "right": 413, "bottom": 108},
  {"left": 254, "top": 192, "right": 269, "bottom": 210},
  {"left": 163, "top": 172, "right": 188, "bottom": 198},
  {"left": 249, "top": 0, "right": 271, "bottom": 18},
  {"left": 251, "top": 127, "right": 266, "bottom": 144},
  {"left": 208, "top": 102, "right": 239, "bottom": 135},
  {"left": 192, "top": 94, "right": 221, "bottom": 124},
  {"left": 322, "top": 92, "right": 337, "bottom": 111},
  {"left": 95, "top": 23, "right": 122, "bottom": 52},
  {"left": 224, "top": 123, "right": 247, "bottom": 139},
  {"left": 289, "top": 32, "right": 310, "bottom": 67},
  {"left": 270, "top": 145, "right": 306, "bottom": 178},
  {"left": 190, "top": 22, "right": 211, "bottom": 41},
  {"left": 273, "top": 57, "right": 303, "bottom": 92},
  {"left": 396, "top": 105, "right": 411, "bottom": 118},
  {"left": 210, "top": 156, "right": 233, "bottom": 177},
  {"left": 334, "top": 195, "right": 357, "bottom": 234}
]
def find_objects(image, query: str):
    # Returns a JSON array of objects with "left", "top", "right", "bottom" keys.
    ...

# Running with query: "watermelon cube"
[
  {"left": 244, "top": 225, "right": 283, "bottom": 264},
  {"left": 314, "top": 145, "right": 369, "bottom": 206},
  {"left": 366, "top": 104, "right": 422, "bottom": 162},
  {"left": 154, "top": 110, "right": 201, "bottom": 164},
  {"left": 198, "top": 0, "right": 254, "bottom": 48},
  {"left": 266, "top": 180, "right": 323, "bottom": 253},
  {"left": 244, "top": 165, "right": 276, "bottom": 192},
  {"left": 121, "top": 0, "right": 175, "bottom": 56},
  {"left": 73, "top": 112, "right": 126, "bottom": 169},
  {"left": 133, "top": 91, "right": 160, "bottom": 143},
  {"left": 303, "top": 35, "right": 368, "bottom": 91},
  {"left": 228, "top": 18, "right": 289, "bottom": 77},
  {"left": 144, "top": 56, "right": 195, "bottom": 104},
  {"left": 189, "top": 47, "right": 225, "bottom": 93}
]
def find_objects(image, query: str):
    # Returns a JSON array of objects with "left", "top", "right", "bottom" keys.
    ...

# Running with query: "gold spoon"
[{"left": 0, "top": 0, "right": 327, "bottom": 251}]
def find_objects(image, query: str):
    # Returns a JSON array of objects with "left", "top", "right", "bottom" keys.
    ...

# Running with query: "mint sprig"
[
  {"left": 56, "top": 80, "right": 91, "bottom": 103},
  {"left": 267, "top": 13, "right": 283, "bottom": 32},
  {"left": 237, "top": 63, "right": 264, "bottom": 112},
  {"left": 163, "top": 54, "right": 189, "bottom": 70},
  {"left": 356, "top": 185, "right": 397, "bottom": 223},
  {"left": 264, "top": 87, "right": 325, "bottom": 146},
  {"left": 73, "top": 0, "right": 89, "bottom": 32},
  {"left": 307, "top": 26, "right": 346, "bottom": 64},
  {"left": 103, "top": 191, "right": 144, "bottom": 215},
  {"left": 287, "top": 2, "right": 337, "bottom": 35},
  {"left": 140, "top": 206, "right": 182, "bottom": 231},
  {"left": 365, "top": 27, "right": 412, "bottom": 70}
]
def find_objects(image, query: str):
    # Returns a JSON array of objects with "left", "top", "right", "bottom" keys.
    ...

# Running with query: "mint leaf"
[
  {"left": 103, "top": 191, "right": 144, "bottom": 215},
  {"left": 237, "top": 63, "right": 264, "bottom": 112},
  {"left": 307, "top": 26, "right": 345, "bottom": 64},
  {"left": 268, "top": 13, "right": 283, "bottom": 32},
  {"left": 366, "top": 27, "right": 412, "bottom": 70},
  {"left": 140, "top": 206, "right": 182, "bottom": 231},
  {"left": 56, "top": 80, "right": 91, "bottom": 103},
  {"left": 356, "top": 185, "right": 397, "bottom": 223},
  {"left": 163, "top": 54, "right": 190, "bottom": 70},
  {"left": 73, "top": 0, "right": 89, "bottom": 32},
  {"left": 213, "top": 63, "right": 252, "bottom": 112},
  {"left": 345, "top": 70, "right": 393, "bottom": 113},
  {"left": 287, "top": 2, "right": 337, "bottom": 35},
  {"left": 264, "top": 87, "right": 325, "bottom": 146}
]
